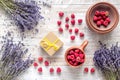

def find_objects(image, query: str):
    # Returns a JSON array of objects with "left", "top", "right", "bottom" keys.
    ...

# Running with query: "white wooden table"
[{"left": 0, "top": 0, "right": 120, "bottom": 80}]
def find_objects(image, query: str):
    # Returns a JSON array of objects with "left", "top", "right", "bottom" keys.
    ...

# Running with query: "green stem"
[{"left": 0, "top": 0, "right": 12, "bottom": 12}]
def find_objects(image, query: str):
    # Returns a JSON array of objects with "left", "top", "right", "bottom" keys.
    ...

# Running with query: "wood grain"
[{"left": 0, "top": 0, "right": 120, "bottom": 80}]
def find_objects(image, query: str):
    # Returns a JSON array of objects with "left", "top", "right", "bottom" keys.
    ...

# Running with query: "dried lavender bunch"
[
  {"left": 0, "top": 0, "right": 43, "bottom": 32},
  {"left": 0, "top": 38, "right": 33, "bottom": 80},
  {"left": 93, "top": 42, "right": 120, "bottom": 80}
]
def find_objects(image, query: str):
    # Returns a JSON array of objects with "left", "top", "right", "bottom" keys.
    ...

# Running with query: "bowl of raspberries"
[
  {"left": 65, "top": 40, "right": 88, "bottom": 67},
  {"left": 86, "top": 2, "right": 119, "bottom": 34}
]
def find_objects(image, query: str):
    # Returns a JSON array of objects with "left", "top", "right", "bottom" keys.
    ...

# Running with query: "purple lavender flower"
[
  {"left": 0, "top": 37, "right": 33, "bottom": 80},
  {"left": 0, "top": 0, "right": 43, "bottom": 32},
  {"left": 93, "top": 42, "right": 120, "bottom": 80}
]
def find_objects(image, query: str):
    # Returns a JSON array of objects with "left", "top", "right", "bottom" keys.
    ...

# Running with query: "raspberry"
[
  {"left": 93, "top": 16, "right": 98, "bottom": 22},
  {"left": 58, "top": 27, "right": 63, "bottom": 33},
  {"left": 78, "top": 19, "right": 82, "bottom": 24},
  {"left": 70, "top": 55, "right": 75, "bottom": 60},
  {"left": 69, "top": 61, "right": 73, "bottom": 65},
  {"left": 91, "top": 68, "right": 95, "bottom": 73},
  {"left": 97, "top": 21, "right": 101, "bottom": 27},
  {"left": 44, "top": 60, "right": 49, "bottom": 66},
  {"left": 95, "top": 11, "right": 100, "bottom": 16},
  {"left": 79, "top": 32, "right": 84, "bottom": 37},
  {"left": 65, "top": 17, "right": 69, "bottom": 22},
  {"left": 70, "top": 35, "right": 75, "bottom": 40},
  {"left": 71, "top": 20, "right": 75, "bottom": 25},
  {"left": 84, "top": 67, "right": 89, "bottom": 73},
  {"left": 38, "top": 67, "right": 42, "bottom": 73},
  {"left": 79, "top": 53, "right": 84, "bottom": 59},
  {"left": 59, "top": 12, "right": 64, "bottom": 17},
  {"left": 105, "top": 17, "right": 111, "bottom": 23},
  {"left": 72, "top": 58, "right": 76, "bottom": 62},
  {"left": 74, "top": 52, "right": 79, "bottom": 57},
  {"left": 67, "top": 55, "right": 71, "bottom": 60},
  {"left": 103, "top": 21, "right": 108, "bottom": 27},
  {"left": 98, "top": 16, "right": 102, "bottom": 20},
  {"left": 57, "top": 21, "right": 61, "bottom": 26},
  {"left": 100, "top": 11, "right": 105, "bottom": 16},
  {"left": 38, "top": 56, "right": 43, "bottom": 62},
  {"left": 73, "top": 62, "right": 78, "bottom": 66},
  {"left": 100, "top": 19, "right": 104, "bottom": 24},
  {"left": 103, "top": 16, "right": 107, "bottom": 20},
  {"left": 65, "top": 23, "right": 69, "bottom": 29},
  {"left": 71, "top": 14, "right": 75, "bottom": 19},
  {"left": 80, "top": 59, "right": 84, "bottom": 63},
  {"left": 76, "top": 56, "right": 81, "bottom": 62},
  {"left": 69, "top": 29, "right": 72, "bottom": 33},
  {"left": 75, "top": 49, "right": 80, "bottom": 53},
  {"left": 33, "top": 62, "right": 38, "bottom": 67},
  {"left": 74, "top": 28, "right": 79, "bottom": 34},
  {"left": 69, "top": 50, "right": 74, "bottom": 55},
  {"left": 56, "top": 67, "right": 61, "bottom": 73},
  {"left": 50, "top": 68, "right": 54, "bottom": 73}
]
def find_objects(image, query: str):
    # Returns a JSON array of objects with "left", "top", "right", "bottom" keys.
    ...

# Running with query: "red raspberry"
[
  {"left": 69, "top": 50, "right": 74, "bottom": 55},
  {"left": 76, "top": 56, "right": 81, "bottom": 62},
  {"left": 80, "top": 59, "right": 84, "bottom": 63},
  {"left": 74, "top": 28, "right": 79, "bottom": 34},
  {"left": 57, "top": 21, "right": 61, "bottom": 26},
  {"left": 38, "top": 67, "right": 42, "bottom": 73},
  {"left": 58, "top": 27, "right": 63, "bottom": 33},
  {"left": 56, "top": 67, "right": 61, "bottom": 73},
  {"left": 72, "top": 58, "right": 76, "bottom": 62},
  {"left": 71, "top": 20, "right": 75, "bottom": 25},
  {"left": 105, "top": 17, "right": 111, "bottom": 23},
  {"left": 69, "top": 29, "right": 72, "bottom": 33},
  {"left": 100, "top": 11, "right": 105, "bottom": 16},
  {"left": 74, "top": 53, "right": 79, "bottom": 57},
  {"left": 70, "top": 35, "right": 75, "bottom": 40},
  {"left": 65, "top": 17, "right": 69, "bottom": 22},
  {"left": 79, "top": 32, "right": 84, "bottom": 37},
  {"left": 91, "top": 68, "right": 95, "bottom": 73},
  {"left": 73, "top": 62, "right": 78, "bottom": 66},
  {"left": 103, "top": 16, "right": 107, "bottom": 20},
  {"left": 44, "top": 60, "right": 49, "bottom": 66},
  {"left": 95, "top": 11, "right": 100, "bottom": 16},
  {"left": 79, "top": 53, "right": 84, "bottom": 59},
  {"left": 98, "top": 16, "right": 102, "bottom": 20},
  {"left": 97, "top": 21, "right": 101, "bottom": 27},
  {"left": 93, "top": 16, "right": 98, "bottom": 22},
  {"left": 103, "top": 21, "right": 108, "bottom": 27},
  {"left": 33, "top": 62, "right": 38, "bottom": 67},
  {"left": 50, "top": 68, "right": 54, "bottom": 73},
  {"left": 69, "top": 61, "right": 73, "bottom": 65},
  {"left": 65, "top": 23, "right": 69, "bottom": 29},
  {"left": 67, "top": 55, "right": 71, "bottom": 60},
  {"left": 100, "top": 19, "right": 104, "bottom": 24},
  {"left": 59, "top": 12, "right": 64, "bottom": 17},
  {"left": 78, "top": 19, "right": 82, "bottom": 24},
  {"left": 84, "top": 67, "right": 89, "bottom": 73},
  {"left": 38, "top": 56, "right": 43, "bottom": 62},
  {"left": 71, "top": 14, "right": 75, "bottom": 19},
  {"left": 75, "top": 49, "right": 80, "bottom": 53},
  {"left": 70, "top": 55, "right": 75, "bottom": 60}
]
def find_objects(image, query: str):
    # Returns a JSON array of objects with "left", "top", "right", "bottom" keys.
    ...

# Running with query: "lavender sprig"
[
  {"left": 0, "top": 38, "right": 33, "bottom": 80},
  {"left": 93, "top": 42, "right": 120, "bottom": 80},
  {"left": 0, "top": 0, "right": 43, "bottom": 32}
]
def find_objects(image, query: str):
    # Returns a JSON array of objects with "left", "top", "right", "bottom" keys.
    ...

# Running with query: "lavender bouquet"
[
  {"left": 93, "top": 42, "right": 120, "bottom": 80},
  {"left": 0, "top": 0, "right": 43, "bottom": 32},
  {"left": 0, "top": 38, "right": 33, "bottom": 80}
]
